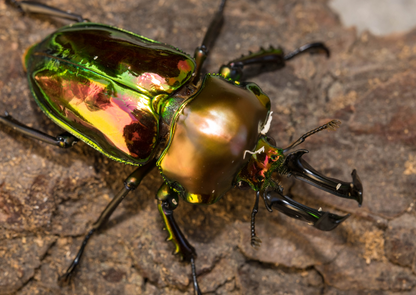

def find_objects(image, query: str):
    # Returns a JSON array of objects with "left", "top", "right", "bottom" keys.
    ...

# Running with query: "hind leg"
[
  {"left": 0, "top": 112, "right": 78, "bottom": 148},
  {"left": 6, "top": 0, "right": 88, "bottom": 22}
]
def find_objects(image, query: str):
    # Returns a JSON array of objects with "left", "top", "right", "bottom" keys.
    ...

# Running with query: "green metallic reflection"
[{"left": 25, "top": 23, "right": 195, "bottom": 165}]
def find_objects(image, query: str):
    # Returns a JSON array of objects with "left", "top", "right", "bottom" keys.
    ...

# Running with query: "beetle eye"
[
  {"left": 237, "top": 181, "right": 251, "bottom": 190},
  {"left": 265, "top": 136, "right": 276, "bottom": 146},
  {"left": 256, "top": 175, "right": 264, "bottom": 182}
]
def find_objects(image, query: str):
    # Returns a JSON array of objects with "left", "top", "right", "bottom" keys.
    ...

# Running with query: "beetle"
[{"left": 1, "top": 0, "right": 363, "bottom": 294}]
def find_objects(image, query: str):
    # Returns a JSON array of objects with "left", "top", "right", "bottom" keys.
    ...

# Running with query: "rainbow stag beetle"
[{"left": 2, "top": 0, "right": 363, "bottom": 294}]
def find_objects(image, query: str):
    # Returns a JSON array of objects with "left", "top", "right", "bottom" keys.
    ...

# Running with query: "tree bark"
[{"left": 0, "top": 0, "right": 415, "bottom": 294}]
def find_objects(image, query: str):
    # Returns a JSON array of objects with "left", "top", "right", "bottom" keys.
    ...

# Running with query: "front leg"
[
  {"left": 219, "top": 43, "right": 329, "bottom": 82},
  {"left": 156, "top": 183, "right": 201, "bottom": 295}
]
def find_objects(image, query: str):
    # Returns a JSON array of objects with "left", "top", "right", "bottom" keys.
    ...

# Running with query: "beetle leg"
[
  {"left": 284, "top": 150, "right": 363, "bottom": 205},
  {"left": 284, "top": 42, "right": 330, "bottom": 61},
  {"left": 263, "top": 187, "right": 350, "bottom": 231},
  {"left": 156, "top": 183, "right": 202, "bottom": 295},
  {"left": 219, "top": 46, "right": 285, "bottom": 81},
  {"left": 192, "top": 0, "right": 227, "bottom": 83},
  {"left": 219, "top": 42, "right": 329, "bottom": 81},
  {"left": 0, "top": 112, "right": 79, "bottom": 148},
  {"left": 59, "top": 161, "right": 155, "bottom": 284},
  {"left": 6, "top": 0, "right": 88, "bottom": 22}
]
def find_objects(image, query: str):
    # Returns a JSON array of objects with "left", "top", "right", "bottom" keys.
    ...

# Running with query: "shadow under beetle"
[{"left": 2, "top": 0, "right": 363, "bottom": 294}]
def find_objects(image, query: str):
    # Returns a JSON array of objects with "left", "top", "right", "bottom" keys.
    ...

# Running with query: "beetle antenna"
[
  {"left": 250, "top": 191, "right": 262, "bottom": 249},
  {"left": 191, "top": 257, "right": 202, "bottom": 295},
  {"left": 283, "top": 120, "right": 341, "bottom": 153}
]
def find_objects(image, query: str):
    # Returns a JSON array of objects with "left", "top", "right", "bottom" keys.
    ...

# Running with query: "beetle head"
[
  {"left": 236, "top": 134, "right": 362, "bottom": 204},
  {"left": 235, "top": 133, "right": 363, "bottom": 230},
  {"left": 235, "top": 135, "right": 285, "bottom": 192}
]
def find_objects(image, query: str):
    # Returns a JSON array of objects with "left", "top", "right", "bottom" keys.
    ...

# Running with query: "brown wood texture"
[{"left": 0, "top": 0, "right": 415, "bottom": 294}]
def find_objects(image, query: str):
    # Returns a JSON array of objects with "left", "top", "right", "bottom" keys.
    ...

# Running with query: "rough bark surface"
[{"left": 1, "top": 0, "right": 415, "bottom": 294}]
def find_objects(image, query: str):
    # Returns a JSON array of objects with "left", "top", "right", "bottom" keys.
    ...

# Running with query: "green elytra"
[
  {"left": 1, "top": 1, "right": 363, "bottom": 294},
  {"left": 25, "top": 22, "right": 196, "bottom": 165}
]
